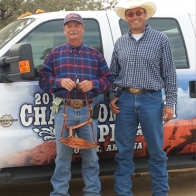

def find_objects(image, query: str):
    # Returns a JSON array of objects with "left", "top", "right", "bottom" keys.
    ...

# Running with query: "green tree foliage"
[
  {"left": 0, "top": 0, "right": 24, "bottom": 28},
  {"left": 0, "top": 0, "right": 117, "bottom": 29}
]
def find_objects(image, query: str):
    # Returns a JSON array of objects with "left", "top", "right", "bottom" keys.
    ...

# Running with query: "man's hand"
[
  {"left": 110, "top": 97, "right": 120, "bottom": 114},
  {"left": 163, "top": 107, "right": 174, "bottom": 123},
  {"left": 61, "top": 78, "right": 76, "bottom": 91},
  {"left": 78, "top": 80, "right": 93, "bottom": 92}
]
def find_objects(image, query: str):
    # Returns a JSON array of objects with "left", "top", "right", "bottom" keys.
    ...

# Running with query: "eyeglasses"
[{"left": 126, "top": 11, "right": 144, "bottom": 18}]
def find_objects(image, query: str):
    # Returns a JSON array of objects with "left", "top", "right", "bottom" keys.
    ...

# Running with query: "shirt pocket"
[
  {"left": 138, "top": 44, "right": 162, "bottom": 64},
  {"left": 117, "top": 47, "right": 135, "bottom": 66}
]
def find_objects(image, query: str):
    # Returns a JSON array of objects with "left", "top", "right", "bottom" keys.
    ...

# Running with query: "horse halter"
[{"left": 59, "top": 92, "right": 97, "bottom": 149}]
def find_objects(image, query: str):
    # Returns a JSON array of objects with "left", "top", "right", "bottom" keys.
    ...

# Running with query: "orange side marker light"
[{"left": 19, "top": 60, "right": 31, "bottom": 73}]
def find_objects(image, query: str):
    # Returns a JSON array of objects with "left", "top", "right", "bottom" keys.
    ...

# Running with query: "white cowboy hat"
[{"left": 115, "top": 0, "right": 156, "bottom": 20}]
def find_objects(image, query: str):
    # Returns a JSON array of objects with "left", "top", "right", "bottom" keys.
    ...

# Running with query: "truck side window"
[
  {"left": 20, "top": 19, "right": 102, "bottom": 75},
  {"left": 119, "top": 18, "right": 189, "bottom": 69},
  {"left": 83, "top": 19, "right": 103, "bottom": 54}
]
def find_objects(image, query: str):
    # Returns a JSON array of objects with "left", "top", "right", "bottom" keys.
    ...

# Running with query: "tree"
[
  {"left": 0, "top": 0, "right": 117, "bottom": 29},
  {"left": 0, "top": 0, "right": 24, "bottom": 29},
  {"left": 20, "top": 0, "right": 117, "bottom": 12}
]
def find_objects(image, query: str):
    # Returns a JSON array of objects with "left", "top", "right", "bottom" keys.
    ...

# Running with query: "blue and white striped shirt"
[{"left": 110, "top": 25, "right": 177, "bottom": 108}]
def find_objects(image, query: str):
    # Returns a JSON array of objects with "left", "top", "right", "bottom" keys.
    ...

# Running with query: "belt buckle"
[
  {"left": 128, "top": 87, "right": 142, "bottom": 95},
  {"left": 70, "top": 100, "right": 83, "bottom": 109}
]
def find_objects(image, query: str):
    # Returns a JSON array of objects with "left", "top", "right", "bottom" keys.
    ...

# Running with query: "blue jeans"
[
  {"left": 114, "top": 90, "right": 169, "bottom": 196},
  {"left": 50, "top": 104, "right": 101, "bottom": 196}
]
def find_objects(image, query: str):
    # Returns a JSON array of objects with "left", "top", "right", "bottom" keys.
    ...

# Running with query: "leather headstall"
[{"left": 59, "top": 92, "right": 97, "bottom": 149}]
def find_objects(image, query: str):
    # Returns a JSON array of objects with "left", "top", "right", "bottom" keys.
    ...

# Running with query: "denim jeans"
[
  {"left": 50, "top": 104, "right": 101, "bottom": 196},
  {"left": 114, "top": 90, "right": 169, "bottom": 196}
]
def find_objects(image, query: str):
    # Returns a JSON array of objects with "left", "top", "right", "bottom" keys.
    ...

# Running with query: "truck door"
[{"left": 0, "top": 15, "right": 113, "bottom": 169}]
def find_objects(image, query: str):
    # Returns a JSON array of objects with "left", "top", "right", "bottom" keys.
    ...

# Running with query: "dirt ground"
[{"left": 0, "top": 168, "right": 195, "bottom": 196}]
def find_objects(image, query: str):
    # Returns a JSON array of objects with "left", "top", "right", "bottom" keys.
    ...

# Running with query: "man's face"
[
  {"left": 64, "top": 21, "right": 84, "bottom": 42},
  {"left": 125, "top": 7, "right": 147, "bottom": 33}
]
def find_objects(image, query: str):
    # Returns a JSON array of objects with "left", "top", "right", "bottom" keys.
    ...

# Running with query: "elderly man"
[
  {"left": 109, "top": 0, "right": 177, "bottom": 196},
  {"left": 39, "top": 13, "right": 111, "bottom": 196}
]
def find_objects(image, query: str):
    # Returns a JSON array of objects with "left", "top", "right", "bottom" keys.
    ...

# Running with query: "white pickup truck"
[{"left": 0, "top": 1, "right": 195, "bottom": 184}]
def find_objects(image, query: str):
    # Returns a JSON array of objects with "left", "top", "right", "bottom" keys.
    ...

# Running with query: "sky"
[{"left": 115, "top": 0, "right": 196, "bottom": 14}]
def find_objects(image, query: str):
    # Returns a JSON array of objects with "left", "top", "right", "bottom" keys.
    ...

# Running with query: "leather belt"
[
  {"left": 122, "top": 87, "right": 150, "bottom": 95},
  {"left": 61, "top": 99, "right": 94, "bottom": 109}
]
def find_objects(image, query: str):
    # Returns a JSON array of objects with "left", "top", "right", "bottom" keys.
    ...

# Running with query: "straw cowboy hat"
[{"left": 115, "top": 0, "right": 156, "bottom": 20}]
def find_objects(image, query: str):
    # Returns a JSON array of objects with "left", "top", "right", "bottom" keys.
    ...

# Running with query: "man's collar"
[{"left": 67, "top": 42, "right": 84, "bottom": 53}]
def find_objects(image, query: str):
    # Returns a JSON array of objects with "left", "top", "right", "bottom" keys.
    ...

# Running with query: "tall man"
[
  {"left": 109, "top": 0, "right": 177, "bottom": 195},
  {"left": 39, "top": 13, "right": 111, "bottom": 196}
]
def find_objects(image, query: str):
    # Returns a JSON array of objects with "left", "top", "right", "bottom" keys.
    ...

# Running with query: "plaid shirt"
[
  {"left": 110, "top": 25, "right": 177, "bottom": 108},
  {"left": 39, "top": 43, "right": 111, "bottom": 100}
]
